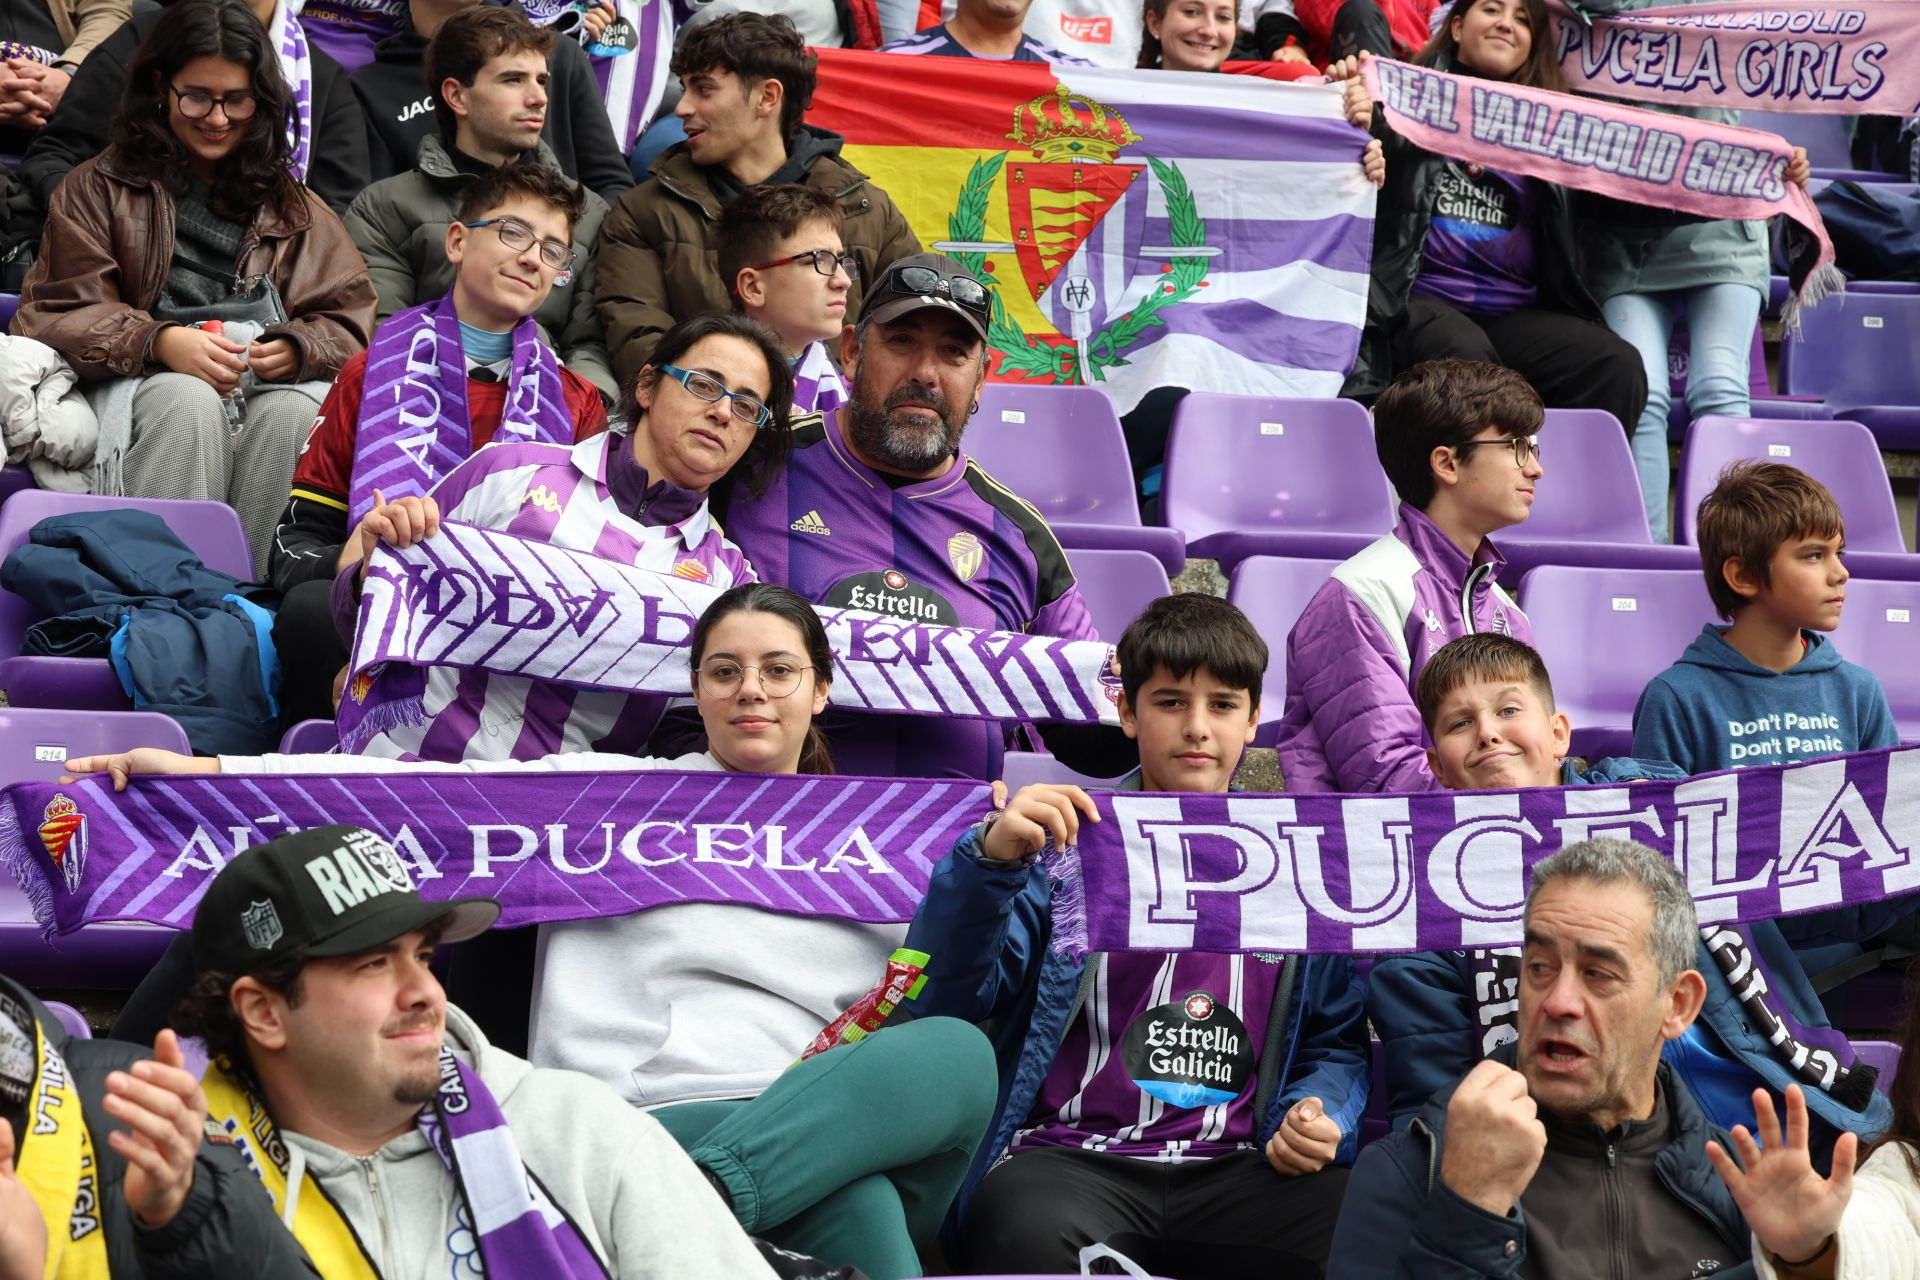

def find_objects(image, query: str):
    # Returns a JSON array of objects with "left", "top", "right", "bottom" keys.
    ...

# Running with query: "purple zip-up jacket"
[{"left": 1273, "top": 503, "right": 1531, "bottom": 794}]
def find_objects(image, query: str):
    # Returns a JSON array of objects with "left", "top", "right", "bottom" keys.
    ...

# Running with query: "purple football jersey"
[
  {"left": 1413, "top": 163, "right": 1539, "bottom": 318},
  {"left": 719, "top": 413, "right": 1099, "bottom": 780}
]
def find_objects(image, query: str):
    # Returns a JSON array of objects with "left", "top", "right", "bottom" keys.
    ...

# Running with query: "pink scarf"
[{"left": 1363, "top": 57, "right": 1842, "bottom": 324}]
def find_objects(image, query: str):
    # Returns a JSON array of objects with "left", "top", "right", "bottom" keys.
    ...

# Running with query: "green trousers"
[{"left": 654, "top": 1017, "right": 997, "bottom": 1280}]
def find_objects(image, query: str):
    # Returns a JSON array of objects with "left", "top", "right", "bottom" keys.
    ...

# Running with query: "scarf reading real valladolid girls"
[
  {"left": 1362, "top": 57, "right": 1842, "bottom": 325},
  {"left": 349, "top": 293, "right": 575, "bottom": 527},
  {"left": 1548, "top": 0, "right": 1916, "bottom": 115}
]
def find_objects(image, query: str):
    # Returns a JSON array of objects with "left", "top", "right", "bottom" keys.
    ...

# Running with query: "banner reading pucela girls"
[
  {"left": 1549, "top": 0, "right": 1918, "bottom": 115},
  {"left": 8, "top": 745, "right": 1918, "bottom": 955}
]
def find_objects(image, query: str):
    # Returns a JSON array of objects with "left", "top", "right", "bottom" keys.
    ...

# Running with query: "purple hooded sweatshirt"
[{"left": 1273, "top": 503, "right": 1532, "bottom": 794}]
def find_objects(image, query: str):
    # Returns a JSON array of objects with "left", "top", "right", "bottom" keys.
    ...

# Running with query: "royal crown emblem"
[
  {"left": 1006, "top": 85, "right": 1142, "bottom": 164},
  {"left": 38, "top": 794, "right": 87, "bottom": 894}
]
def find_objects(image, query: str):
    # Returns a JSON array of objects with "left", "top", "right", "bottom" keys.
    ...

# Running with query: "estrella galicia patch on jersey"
[
  {"left": 1119, "top": 990, "right": 1254, "bottom": 1109},
  {"left": 824, "top": 571, "right": 958, "bottom": 624}
]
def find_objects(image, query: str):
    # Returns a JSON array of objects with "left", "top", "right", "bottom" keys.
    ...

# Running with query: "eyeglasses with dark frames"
[
  {"left": 1454, "top": 433, "right": 1541, "bottom": 468},
  {"left": 658, "top": 364, "right": 773, "bottom": 429},
  {"left": 460, "top": 217, "right": 578, "bottom": 273},
  {"left": 748, "top": 248, "right": 860, "bottom": 281},
  {"left": 168, "top": 84, "right": 259, "bottom": 120}
]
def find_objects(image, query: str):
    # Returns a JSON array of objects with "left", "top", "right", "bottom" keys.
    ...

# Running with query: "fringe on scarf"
[
  {"left": 1781, "top": 259, "right": 1849, "bottom": 335},
  {"left": 1043, "top": 840, "right": 1090, "bottom": 963},
  {"left": 337, "top": 694, "right": 426, "bottom": 756},
  {"left": 0, "top": 818, "right": 58, "bottom": 940}
]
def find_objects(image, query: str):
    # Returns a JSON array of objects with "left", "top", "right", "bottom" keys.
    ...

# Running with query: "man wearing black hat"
[
  {"left": 172, "top": 824, "right": 777, "bottom": 1279},
  {"left": 700, "top": 253, "right": 1131, "bottom": 781}
]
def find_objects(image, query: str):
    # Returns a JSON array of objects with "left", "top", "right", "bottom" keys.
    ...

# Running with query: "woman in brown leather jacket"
[{"left": 15, "top": 0, "right": 374, "bottom": 576}]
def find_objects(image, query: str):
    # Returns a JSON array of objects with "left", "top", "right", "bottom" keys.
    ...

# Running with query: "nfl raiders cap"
[{"left": 192, "top": 825, "right": 499, "bottom": 976}]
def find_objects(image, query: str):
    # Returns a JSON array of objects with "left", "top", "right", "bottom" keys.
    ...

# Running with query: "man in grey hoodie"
[{"left": 172, "top": 824, "right": 777, "bottom": 1279}]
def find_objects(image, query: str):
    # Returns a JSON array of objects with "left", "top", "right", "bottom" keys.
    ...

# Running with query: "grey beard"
[{"left": 847, "top": 387, "right": 966, "bottom": 472}]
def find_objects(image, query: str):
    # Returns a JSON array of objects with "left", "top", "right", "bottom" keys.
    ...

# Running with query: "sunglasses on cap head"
[{"left": 878, "top": 265, "right": 991, "bottom": 317}]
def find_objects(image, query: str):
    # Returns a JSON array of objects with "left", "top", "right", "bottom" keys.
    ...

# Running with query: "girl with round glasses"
[
  {"left": 70, "top": 582, "right": 998, "bottom": 1280},
  {"left": 14, "top": 0, "right": 376, "bottom": 577}
]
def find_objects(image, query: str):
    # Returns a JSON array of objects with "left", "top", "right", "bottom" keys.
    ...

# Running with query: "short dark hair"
[
  {"left": 454, "top": 160, "right": 586, "bottom": 232},
  {"left": 632, "top": 313, "right": 796, "bottom": 497},
  {"left": 717, "top": 185, "right": 844, "bottom": 305},
  {"left": 1373, "top": 359, "right": 1545, "bottom": 508},
  {"left": 425, "top": 5, "right": 556, "bottom": 142},
  {"left": 169, "top": 954, "right": 306, "bottom": 1086},
  {"left": 1416, "top": 633, "right": 1556, "bottom": 734},
  {"left": 670, "top": 12, "right": 817, "bottom": 142},
  {"left": 1116, "top": 593, "right": 1268, "bottom": 712},
  {"left": 1695, "top": 461, "right": 1845, "bottom": 620}
]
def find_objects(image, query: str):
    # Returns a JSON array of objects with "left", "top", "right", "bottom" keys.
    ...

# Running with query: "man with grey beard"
[{"left": 711, "top": 252, "right": 1127, "bottom": 780}]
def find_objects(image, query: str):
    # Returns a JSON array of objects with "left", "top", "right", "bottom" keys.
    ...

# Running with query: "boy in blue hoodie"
[
  {"left": 1631, "top": 460, "right": 1902, "bottom": 1161},
  {"left": 905, "top": 593, "right": 1367, "bottom": 1279},
  {"left": 1368, "top": 632, "right": 1687, "bottom": 1127}
]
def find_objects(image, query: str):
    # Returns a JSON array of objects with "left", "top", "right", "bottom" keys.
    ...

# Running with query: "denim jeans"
[{"left": 1603, "top": 283, "right": 1763, "bottom": 542}]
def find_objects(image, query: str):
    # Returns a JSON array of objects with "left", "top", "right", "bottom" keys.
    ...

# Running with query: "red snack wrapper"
[{"left": 795, "top": 947, "right": 930, "bottom": 1064}]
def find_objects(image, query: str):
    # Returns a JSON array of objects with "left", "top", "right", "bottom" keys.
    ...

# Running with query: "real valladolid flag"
[{"left": 811, "top": 50, "right": 1378, "bottom": 414}]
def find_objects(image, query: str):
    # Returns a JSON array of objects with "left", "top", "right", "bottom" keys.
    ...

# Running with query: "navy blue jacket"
[
  {"left": 1, "top": 510, "right": 280, "bottom": 754},
  {"left": 904, "top": 800, "right": 1370, "bottom": 1223},
  {"left": 1325, "top": 1054, "right": 1754, "bottom": 1280}
]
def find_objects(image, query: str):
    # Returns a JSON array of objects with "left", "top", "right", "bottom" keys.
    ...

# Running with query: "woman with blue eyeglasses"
[{"left": 339, "top": 309, "right": 796, "bottom": 763}]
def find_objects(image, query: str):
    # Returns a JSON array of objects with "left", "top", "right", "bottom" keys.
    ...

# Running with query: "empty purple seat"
[
  {"left": 1830, "top": 577, "right": 1920, "bottom": 742},
  {"left": 1067, "top": 548, "right": 1172, "bottom": 643},
  {"left": 967, "top": 384, "right": 1185, "bottom": 575},
  {"left": 1225, "top": 556, "right": 1345, "bottom": 747},
  {"left": 0, "top": 491, "right": 253, "bottom": 709},
  {"left": 0, "top": 706, "right": 188, "bottom": 986},
  {"left": 1780, "top": 294, "right": 1920, "bottom": 449},
  {"left": 1744, "top": 111, "right": 1851, "bottom": 169},
  {"left": 1162, "top": 394, "right": 1390, "bottom": 574},
  {"left": 0, "top": 465, "right": 30, "bottom": 509},
  {"left": 1000, "top": 750, "right": 1130, "bottom": 791},
  {"left": 1676, "top": 416, "right": 1906, "bottom": 552},
  {"left": 278, "top": 719, "right": 340, "bottom": 753},
  {"left": 0, "top": 293, "right": 16, "bottom": 331},
  {"left": 1500, "top": 409, "right": 1697, "bottom": 580},
  {"left": 43, "top": 1001, "right": 91, "bottom": 1039},
  {"left": 1517, "top": 567, "right": 1717, "bottom": 761}
]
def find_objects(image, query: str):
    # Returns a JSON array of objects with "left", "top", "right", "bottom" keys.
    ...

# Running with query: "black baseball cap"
[
  {"left": 192, "top": 825, "right": 499, "bottom": 976},
  {"left": 859, "top": 252, "right": 991, "bottom": 342}
]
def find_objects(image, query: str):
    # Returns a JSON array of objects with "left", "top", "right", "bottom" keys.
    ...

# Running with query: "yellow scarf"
[
  {"left": 17, "top": 1014, "right": 106, "bottom": 1280},
  {"left": 198, "top": 1060, "right": 381, "bottom": 1279}
]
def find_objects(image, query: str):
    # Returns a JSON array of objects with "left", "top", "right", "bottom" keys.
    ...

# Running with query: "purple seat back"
[
  {"left": 1523, "top": 409, "right": 1650, "bottom": 544},
  {"left": 1831, "top": 578, "right": 1920, "bottom": 742},
  {"left": 1068, "top": 548, "right": 1171, "bottom": 643},
  {"left": 0, "top": 706, "right": 187, "bottom": 986},
  {"left": 1000, "top": 750, "right": 1130, "bottom": 791},
  {"left": 1162, "top": 395, "right": 1390, "bottom": 552},
  {"left": 0, "top": 465, "right": 31, "bottom": 509},
  {"left": 278, "top": 719, "right": 340, "bottom": 754},
  {"left": 1517, "top": 568, "right": 1717, "bottom": 757},
  {"left": 1851, "top": 1040, "right": 1900, "bottom": 1094},
  {"left": 1675, "top": 417, "right": 1905, "bottom": 552},
  {"left": 1225, "top": 556, "right": 1345, "bottom": 747},
  {"left": 43, "top": 1002, "right": 91, "bottom": 1040},
  {"left": 0, "top": 294, "right": 16, "bottom": 331},
  {"left": 1781, "top": 294, "right": 1920, "bottom": 411},
  {"left": 967, "top": 384, "right": 1141, "bottom": 527},
  {"left": 1743, "top": 111, "right": 1852, "bottom": 169},
  {"left": 0, "top": 492, "right": 253, "bottom": 658}
]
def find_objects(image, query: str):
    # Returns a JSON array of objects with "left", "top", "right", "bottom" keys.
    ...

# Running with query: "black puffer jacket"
[
  {"left": 0, "top": 975, "right": 317, "bottom": 1278},
  {"left": 1342, "top": 68, "right": 1604, "bottom": 403}
]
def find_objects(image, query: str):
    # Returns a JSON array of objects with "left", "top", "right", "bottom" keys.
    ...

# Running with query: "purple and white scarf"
[
  {"left": 794, "top": 341, "right": 849, "bottom": 417},
  {"left": 349, "top": 293, "right": 574, "bottom": 527},
  {"left": 521, "top": 0, "right": 673, "bottom": 153},
  {"left": 269, "top": 1, "right": 313, "bottom": 183},
  {"left": 340, "top": 520, "right": 1124, "bottom": 748}
]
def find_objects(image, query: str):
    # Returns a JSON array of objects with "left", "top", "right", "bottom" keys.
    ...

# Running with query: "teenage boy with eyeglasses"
[
  {"left": 343, "top": 3, "right": 617, "bottom": 406},
  {"left": 266, "top": 160, "right": 610, "bottom": 727},
  {"left": 702, "top": 252, "right": 1132, "bottom": 782},
  {"left": 1273, "top": 357, "right": 1546, "bottom": 794},
  {"left": 717, "top": 184, "right": 855, "bottom": 416}
]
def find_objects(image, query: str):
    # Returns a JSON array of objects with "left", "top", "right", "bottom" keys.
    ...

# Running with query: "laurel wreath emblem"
[{"left": 946, "top": 153, "right": 1210, "bottom": 385}]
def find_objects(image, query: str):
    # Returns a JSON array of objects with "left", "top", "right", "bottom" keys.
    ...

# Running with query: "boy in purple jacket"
[{"left": 1274, "top": 358, "right": 1544, "bottom": 794}]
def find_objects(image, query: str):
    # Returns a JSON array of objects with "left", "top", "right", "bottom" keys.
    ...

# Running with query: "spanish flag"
[{"left": 811, "top": 50, "right": 1378, "bottom": 412}]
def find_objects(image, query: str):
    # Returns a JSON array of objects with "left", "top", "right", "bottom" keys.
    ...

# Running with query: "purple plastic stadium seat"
[
  {"left": 1517, "top": 568, "right": 1717, "bottom": 762},
  {"left": 0, "top": 465, "right": 31, "bottom": 510},
  {"left": 1744, "top": 111, "right": 1851, "bottom": 170},
  {"left": 43, "top": 1002, "right": 90, "bottom": 1039},
  {"left": 1852, "top": 1040, "right": 1900, "bottom": 1094},
  {"left": 1000, "top": 751, "right": 1130, "bottom": 791},
  {"left": 1067, "top": 548, "right": 1171, "bottom": 644},
  {"left": 966, "top": 384, "right": 1185, "bottom": 576},
  {"left": 1830, "top": 578, "right": 1920, "bottom": 743},
  {"left": 1499, "top": 410, "right": 1697, "bottom": 580},
  {"left": 0, "top": 706, "right": 188, "bottom": 986},
  {"left": 278, "top": 719, "right": 340, "bottom": 754},
  {"left": 1225, "top": 556, "right": 1344, "bottom": 748},
  {"left": 1780, "top": 294, "right": 1920, "bottom": 449},
  {"left": 1676, "top": 417, "right": 1908, "bottom": 560},
  {"left": 0, "top": 492, "right": 253, "bottom": 710},
  {"left": 1162, "top": 394, "right": 1390, "bottom": 574},
  {"left": 0, "top": 293, "right": 16, "bottom": 331}
]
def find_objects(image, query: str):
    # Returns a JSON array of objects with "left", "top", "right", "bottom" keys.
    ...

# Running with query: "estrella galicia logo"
[
  {"left": 825, "top": 570, "right": 956, "bottom": 624},
  {"left": 1120, "top": 990, "right": 1253, "bottom": 1110}
]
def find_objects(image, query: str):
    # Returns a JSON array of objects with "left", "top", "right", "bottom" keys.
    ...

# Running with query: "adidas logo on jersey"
[{"left": 789, "top": 510, "right": 831, "bottom": 536}]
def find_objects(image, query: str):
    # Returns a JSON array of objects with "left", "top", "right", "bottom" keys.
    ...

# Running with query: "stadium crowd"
[{"left": 1, "top": 0, "right": 1919, "bottom": 1273}]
